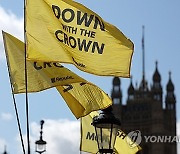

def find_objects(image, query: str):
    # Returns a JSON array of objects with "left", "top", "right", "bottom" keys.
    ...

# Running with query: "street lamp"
[
  {"left": 92, "top": 106, "right": 121, "bottom": 154},
  {"left": 35, "top": 120, "right": 47, "bottom": 154}
]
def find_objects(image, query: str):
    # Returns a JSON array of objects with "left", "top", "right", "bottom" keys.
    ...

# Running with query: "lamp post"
[
  {"left": 92, "top": 106, "right": 121, "bottom": 154},
  {"left": 35, "top": 120, "right": 47, "bottom": 154}
]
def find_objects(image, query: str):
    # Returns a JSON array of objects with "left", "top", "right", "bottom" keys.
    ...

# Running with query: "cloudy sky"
[{"left": 0, "top": 0, "right": 180, "bottom": 153}]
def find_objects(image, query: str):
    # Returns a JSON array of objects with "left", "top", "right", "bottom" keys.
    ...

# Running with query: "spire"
[
  {"left": 142, "top": 25, "right": 145, "bottom": 90},
  {"left": 113, "top": 77, "right": 120, "bottom": 86},
  {"left": 165, "top": 71, "right": 176, "bottom": 110},
  {"left": 111, "top": 77, "right": 121, "bottom": 98},
  {"left": 139, "top": 25, "right": 148, "bottom": 93},
  {"left": 153, "top": 61, "right": 161, "bottom": 83},
  {"left": 128, "top": 76, "right": 135, "bottom": 95},
  {"left": 151, "top": 61, "right": 162, "bottom": 102},
  {"left": 111, "top": 77, "right": 122, "bottom": 104},
  {"left": 167, "top": 71, "right": 174, "bottom": 92}
]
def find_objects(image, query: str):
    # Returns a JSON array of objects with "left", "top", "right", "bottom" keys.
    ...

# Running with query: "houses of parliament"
[
  {"left": 111, "top": 27, "right": 177, "bottom": 154},
  {"left": 111, "top": 63, "right": 177, "bottom": 154}
]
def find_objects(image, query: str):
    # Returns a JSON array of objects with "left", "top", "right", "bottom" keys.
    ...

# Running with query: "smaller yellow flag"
[
  {"left": 2, "top": 31, "right": 112, "bottom": 118},
  {"left": 2, "top": 31, "right": 87, "bottom": 94},
  {"left": 80, "top": 111, "right": 141, "bottom": 154}
]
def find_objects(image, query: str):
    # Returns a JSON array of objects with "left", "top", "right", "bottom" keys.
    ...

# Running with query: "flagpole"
[
  {"left": 24, "top": 0, "right": 31, "bottom": 153},
  {"left": 2, "top": 31, "right": 26, "bottom": 154}
]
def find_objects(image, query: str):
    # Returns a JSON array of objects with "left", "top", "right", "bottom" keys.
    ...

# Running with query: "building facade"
[{"left": 111, "top": 62, "right": 177, "bottom": 154}]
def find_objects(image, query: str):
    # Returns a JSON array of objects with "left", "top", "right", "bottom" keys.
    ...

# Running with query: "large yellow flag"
[
  {"left": 26, "top": 0, "right": 134, "bottom": 77},
  {"left": 2, "top": 31, "right": 112, "bottom": 118},
  {"left": 80, "top": 111, "right": 141, "bottom": 154}
]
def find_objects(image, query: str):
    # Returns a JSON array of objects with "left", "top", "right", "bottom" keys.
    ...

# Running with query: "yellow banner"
[
  {"left": 80, "top": 111, "right": 141, "bottom": 154},
  {"left": 26, "top": 0, "right": 134, "bottom": 77},
  {"left": 2, "top": 31, "right": 112, "bottom": 118}
]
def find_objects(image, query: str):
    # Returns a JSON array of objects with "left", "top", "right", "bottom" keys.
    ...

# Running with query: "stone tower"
[{"left": 111, "top": 62, "right": 177, "bottom": 154}]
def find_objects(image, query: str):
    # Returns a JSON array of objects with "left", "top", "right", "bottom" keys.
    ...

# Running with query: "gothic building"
[{"left": 111, "top": 62, "right": 177, "bottom": 154}]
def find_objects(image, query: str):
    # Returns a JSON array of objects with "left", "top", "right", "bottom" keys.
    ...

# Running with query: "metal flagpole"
[
  {"left": 24, "top": 0, "right": 31, "bottom": 153},
  {"left": 2, "top": 31, "right": 26, "bottom": 154}
]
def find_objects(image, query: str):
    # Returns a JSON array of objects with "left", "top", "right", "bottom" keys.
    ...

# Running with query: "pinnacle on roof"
[
  {"left": 113, "top": 77, "right": 120, "bottom": 85},
  {"left": 128, "top": 76, "right": 135, "bottom": 95},
  {"left": 166, "top": 71, "right": 174, "bottom": 92},
  {"left": 153, "top": 61, "right": 161, "bottom": 83}
]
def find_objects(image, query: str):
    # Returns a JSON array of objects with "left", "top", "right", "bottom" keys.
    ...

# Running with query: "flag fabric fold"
[
  {"left": 2, "top": 31, "right": 112, "bottom": 118},
  {"left": 80, "top": 111, "right": 141, "bottom": 154},
  {"left": 26, "top": 0, "right": 134, "bottom": 77}
]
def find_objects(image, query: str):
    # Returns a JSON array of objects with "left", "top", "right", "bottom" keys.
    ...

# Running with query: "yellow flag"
[
  {"left": 80, "top": 111, "right": 141, "bottom": 154},
  {"left": 2, "top": 31, "right": 112, "bottom": 118},
  {"left": 26, "top": 0, "right": 134, "bottom": 77}
]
